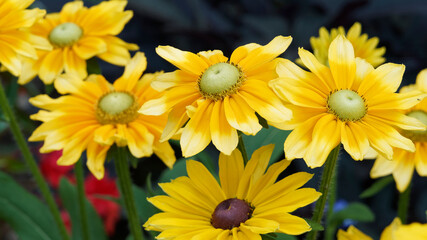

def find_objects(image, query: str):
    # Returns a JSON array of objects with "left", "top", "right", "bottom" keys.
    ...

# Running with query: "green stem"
[
  {"left": 114, "top": 146, "right": 144, "bottom": 240},
  {"left": 306, "top": 145, "right": 341, "bottom": 240},
  {"left": 0, "top": 80, "right": 70, "bottom": 240},
  {"left": 75, "top": 159, "right": 90, "bottom": 240},
  {"left": 237, "top": 133, "right": 249, "bottom": 164},
  {"left": 397, "top": 183, "right": 411, "bottom": 224},
  {"left": 324, "top": 157, "right": 339, "bottom": 240}
]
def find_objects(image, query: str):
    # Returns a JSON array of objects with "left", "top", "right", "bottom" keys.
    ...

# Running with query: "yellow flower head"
[
  {"left": 371, "top": 69, "right": 427, "bottom": 192},
  {"left": 18, "top": 0, "right": 139, "bottom": 85},
  {"left": 144, "top": 144, "right": 321, "bottom": 239},
  {"left": 29, "top": 52, "right": 175, "bottom": 179},
  {"left": 338, "top": 218, "right": 427, "bottom": 240},
  {"left": 309, "top": 22, "right": 385, "bottom": 67},
  {"left": 0, "top": 0, "right": 51, "bottom": 76},
  {"left": 269, "top": 35, "right": 426, "bottom": 168},
  {"left": 139, "top": 36, "right": 293, "bottom": 157}
]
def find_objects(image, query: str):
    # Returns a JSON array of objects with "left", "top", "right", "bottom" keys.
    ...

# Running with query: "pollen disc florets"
[
  {"left": 48, "top": 22, "right": 83, "bottom": 47},
  {"left": 199, "top": 62, "right": 244, "bottom": 101},
  {"left": 211, "top": 198, "right": 253, "bottom": 229},
  {"left": 327, "top": 89, "right": 367, "bottom": 121},
  {"left": 95, "top": 91, "right": 139, "bottom": 124},
  {"left": 401, "top": 110, "right": 427, "bottom": 142}
]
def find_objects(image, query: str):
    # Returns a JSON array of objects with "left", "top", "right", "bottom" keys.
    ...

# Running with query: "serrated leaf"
[
  {"left": 59, "top": 178, "right": 107, "bottom": 240},
  {"left": 0, "top": 171, "right": 62, "bottom": 240},
  {"left": 360, "top": 175, "right": 393, "bottom": 199}
]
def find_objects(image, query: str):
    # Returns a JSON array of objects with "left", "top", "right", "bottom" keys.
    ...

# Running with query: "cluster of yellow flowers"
[{"left": 2, "top": 0, "right": 427, "bottom": 239}]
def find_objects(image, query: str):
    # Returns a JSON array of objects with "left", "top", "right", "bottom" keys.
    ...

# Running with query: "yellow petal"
[
  {"left": 255, "top": 212, "right": 311, "bottom": 235},
  {"left": 63, "top": 48, "right": 87, "bottom": 79},
  {"left": 114, "top": 52, "right": 147, "bottom": 92},
  {"left": 156, "top": 45, "right": 208, "bottom": 76},
  {"left": 151, "top": 70, "right": 196, "bottom": 91},
  {"left": 353, "top": 58, "right": 374, "bottom": 90},
  {"left": 153, "top": 141, "right": 176, "bottom": 168},
  {"left": 218, "top": 149, "right": 244, "bottom": 198},
  {"left": 73, "top": 36, "right": 107, "bottom": 59},
  {"left": 370, "top": 155, "right": 396, "bottom": 178},
  {"left": 393, "top": 154, "right": 415, "bottom": 192},
  {"left": 328, "top": 35, "right": 356, "bottom": 89},
  {"left": 223, "top": 94, "right": 262, "bottom": 135},
  {"left": 341, "top": 121, "right": 369, "bottom": 160},
  {"left": 97, "top": 36, "right": 139, "bottom": 66},
  {"left": 93, "top": 124, "right": 116, "bottom": 146},
  {"left": 242, "top": 218, "right": 279, "bottom": 234},
  {"left": 86, "top": 141, "right": 110, "bottom": 180},
  {"left": 298, "top": 47, "right": 335, "bottom": 90},
  {"left": 39, "top": 49, "right": 64, "bottom": 84},
  {"left": 59, "top": 1, "right": 83, "bottom": 23},
  {"left": 210, "top": 100, "right": 238, "bottom": 155},
  {"left": 126, "top": 122, "right": 155, "bottom": 158}
]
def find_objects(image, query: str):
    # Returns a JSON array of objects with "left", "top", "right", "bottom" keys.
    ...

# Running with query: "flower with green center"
[
  {"left": 18, "top": 0, "right": 139, "bottom": 85},
  {"left": 0, "top": 0, "right": 51, "bottom": 76},
  {"left": 371, "top": 69, "right": 427, "bottom": 192},
  {"left": 139, "top": 36, "right": 293, "bottom": 157},
  {"left": 338, "top": 218, "right": 427, "bottom": 240},
  {"left": 144, "top": 145, "right": 321, "bottom": 239},
  {"left": 308, "top": 22, "right": 385, "bottom": 67},
  {"left": 269, "top": 35, "right": 426, "bottom": 168},
  {"left": 28, "top": 52, "right": 175, "bottom": 179}
]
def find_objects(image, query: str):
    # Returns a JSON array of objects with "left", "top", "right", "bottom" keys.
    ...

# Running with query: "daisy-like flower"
[
  {"left": 28, "top": 52, "right": 175, "bottom": 179},
  {"left": 269, "top": 35, "right": 426, "bottom": 168},
  {"left": 309, "top": 22, "right": 385, "bottom": 67},
  {"left": 338, "top": 218, "right": 427, "bottom": 240},
  {"left": 0, "top": 0, "right": 51, "bottom": 76},
  {"left": 371, "top": 69, "right": 427, "bottom": 192},
  {"left": 144, "top": 144, "right": 321, "bottom": 239},
  {"left": 139, "top": 36, "right": 293, "bottom": 157},
  {"left": 18, "top": 0, "right": 138, "bottom": 85}
]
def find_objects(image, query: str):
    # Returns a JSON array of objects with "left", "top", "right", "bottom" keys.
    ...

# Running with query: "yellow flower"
[
  {"left": 309, "top": 22, "right": 385, "bottom": 67},
  {"left": 338, "top": 218, "right": 427, "bottom": 240},
  {"left": 18, "top": 0, "right": 138, "bottom": 85},
  {"left": 371, "top": 69, "right": 427, "bottom": 192},
  {"left": 144, "top": 145, "right": 321, "bottom": 239},
  {"left": 0, "top": 0, "right": 51, "bottom": 76},
  {"left": 28, "top": 52, "right": 175, "bottom": 179},
  {"left": 139, "top": 36, "right": 293, "bottom": 157},
  {"left": 269, "top": 35, "right": 425, "bottom": 168}
]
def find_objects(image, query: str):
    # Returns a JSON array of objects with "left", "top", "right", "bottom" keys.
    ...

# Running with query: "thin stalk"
[
  {"left": 75, "top": 159, "right": 90, "bottom": 240},
  {"left": 324, "top": 156, "right": 339, "bottom": 240},
  {"left": 113, "top": 146, "right": 144, "bottom": 240},
  {"left": 306, "top": 145, "right": 341, "bottom": 240},
  {"left": 0, "top": 80, "right": 70, "bottom": 240},
  {"left": 237, "top": 133, "right": 249, "bottom": 164},
  {"left": 397, "top": 183, "right": 411, "bottom": 224}
]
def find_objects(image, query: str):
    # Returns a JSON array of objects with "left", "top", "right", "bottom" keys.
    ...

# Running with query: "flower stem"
[
  {"left": 306, "top": 145, "right": 341, "bottom": 240},
  {"left": 398, "top": 183, "right": 411, "bottom": 224},
  {"left": 0, "top": 80, "right": 70, "bottom": 240},
  {"left": 237, "top": 133, "right": 249, "bottom": 164},
  {"left": 113, "top": 146, "right": 144, "bottom": 240},
  {"left": 75, "top": 159, "right": 90, "bottom": 240}
]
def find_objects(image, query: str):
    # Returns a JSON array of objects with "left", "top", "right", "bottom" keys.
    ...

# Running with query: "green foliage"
[
  {"left": 158, "top": 158, "right": 187, "bottom": 183},
  {"left": 305, "top": 218, "right": 324, "bottom": 231},
  {"left": 132, "top": 184, "right": 158, "bottom": 224},
  {"left": 261, "top": 232, "right": 297, "bottom": 240},
  {"left": 360, "top": 175, "right": 394, "bottom": 199},
  {"left": 0, "top": 171, "right": 62, "bottom": 240},
  {"left": 58, "top": 177, "right": 107, "bottom": 240}
]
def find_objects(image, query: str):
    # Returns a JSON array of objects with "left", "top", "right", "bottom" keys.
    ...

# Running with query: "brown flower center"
[
  {"left": 211, "top": 198, "right": 253, "bottom": 229},
  {"left": 95, "top": 91, "right": 139, "bottom": 124}
]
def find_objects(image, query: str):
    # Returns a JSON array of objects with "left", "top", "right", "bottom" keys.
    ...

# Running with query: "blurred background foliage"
[{"left": 1, "top": 0, "right": 426, "bottom": 239}]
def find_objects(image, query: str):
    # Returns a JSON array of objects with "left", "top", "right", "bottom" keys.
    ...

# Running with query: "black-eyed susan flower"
[
  {"left": 269, "top": 35, "right": 426, "bottom": 168},
  {"left": 28, "top": 52, "right": 175, "bottom": 179},
  {"left": 18, "top": 0, "right": 138, "bottom": 85},
  {"left": 309, "top": 22, "right": 385, "bottom": 67},
  {"left": 0, "top": 0, "right": 51, "bottom": 76},
  {"left": 139, "top": 36, "right": 293, "bottom": 157},
  {"left": 144, "top": 144, "right": 321, "bottom": 239},
  {"left": 337, "top": 218, "right": 427, "bottom": 240},
  {"left": 371, "top": 69, "right": 427, "bottom": 192}
]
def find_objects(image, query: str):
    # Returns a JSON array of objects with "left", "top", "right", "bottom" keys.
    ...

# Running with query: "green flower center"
[
  {"left": 199, "top": 63, "right": 244, "bottom": 101},
  {"left": 401, "top": 110, "right": 427, "bottom": 142},
  {"left": 327, "top": 89, "right": 366, "bottom": 121},
  {"left": 95, "top": 91, "right": 139, "bottom": 124},
  {"left": 48, "top": 22, "right": 83, "bottom": 47},
  {"left": 211, "top": 198, "right": 253, "bottom": 230}
]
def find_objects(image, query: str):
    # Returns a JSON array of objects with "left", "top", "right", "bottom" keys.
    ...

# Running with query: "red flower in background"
[{"left": 40, "top": 149, "right": 121, "bottom": 236}]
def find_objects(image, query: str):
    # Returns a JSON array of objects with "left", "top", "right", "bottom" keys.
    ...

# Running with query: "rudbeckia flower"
[
  {"left": 139, "top": 36, "right": 293, "bottom": 157},
  {"left": 309, "top": 22, "right": 385, "bottom": 67},
  {"left": 269, "top": 35, "right": 425, "bottom": 168},
  {"left": 144, "top": 144, "right": 321, "bottom": 239},
  {"left": 0, "top": 0, "right": 51, "bottom": 76},
  {"left": 337, "top": 218, "right": 427, "bottom": 240},
  {"left": 371, "top": 69, "right": 427, "bottom": 192},
  {"left": 29, "top": 52, "right": 175, "bottom": 179},
  {"left": 18, "top": 0, "right": 138, "bottom": 85}
]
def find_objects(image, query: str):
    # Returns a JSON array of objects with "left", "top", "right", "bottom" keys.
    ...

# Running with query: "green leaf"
[
  {"left": 305, "top": 218, "right": 324, "bottom": 231},
  {"left": 262, "top": 233, "right": 298, "bottom": 240},
  {"left": 256, "top": 112, "right": 269, "bottom": 129},
  {"left": 158, "top": 158, "right": 187, "bottom": 183},
  {"left": 360, "top": 175, "right": 393, "bottom": 199},
  {"left": 132, "top": 184, "right": 158, "bottom": 223},
  {"left": 59, "top": 178, "right": 107, "bottom": 240},
  {"left": 329, "top": 202, "right": 375, "bottom": 223},
  {"left": 0, "top": 171, "right": 62, "bottom": 240},
  {"left": 86, "top": 58, "right": 101, "bottom": 75}
]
